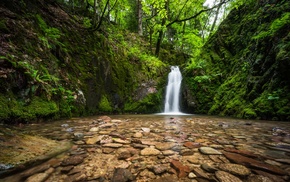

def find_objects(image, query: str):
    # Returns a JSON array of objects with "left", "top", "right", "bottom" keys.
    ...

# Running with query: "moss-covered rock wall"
[
  {"left": 0, "top": 0, "right": 170, "bottom": 123},
  {"left": 184, "top": 0, "right": 290, "bottom": 120}
]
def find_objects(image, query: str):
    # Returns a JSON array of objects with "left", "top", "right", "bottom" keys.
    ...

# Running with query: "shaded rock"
[
  {"left": 65, "top": 172, "right": 87, "bottom": 182},
  {"left": 139, "top": 169, "right": 156, "bottom": 179},
  {"left": 118, "top": 150, "right": 132, "bottom": 160},
  {"left": 61, "top": 166, "right": 74, "bottom": 173},
  {"left": 223, "top": 151, "right": 287, "bottom": 175},
  {"left": 102, "top": 148, "right": 115, "bottom": 154},
  {"left": 170, "top": 160, "right": 190, "bottom": 178},
  {"left": 215, "top": 170, "right": 243, "bottom": 182},
  {"left": 184, "top": 142, "right": 201, "bottom": 149},
  {"left": 247, "top": 174, "right": 273, "bottom": 182},
  {"left": 201, "top": 163, "right": 218, "bottom": 173},
  {"left": 102, "top": 143, "right": 123, "bottom": 148},
  {"left": 25, "top": 173, "right": 49, "bottom": 182},
  {"left": 199, "top": 147, "right": 222, "bottom": 155},
  {"left": 224, "top": 148, "right": 262, "bottom": 159},
  {"left": 253, "top": 169, "right": 286, "bottom": 182},
  {"left": 180, "top": 149, "right": 194, "bottom": 156},
  {"left": 140, "top": 148, "right": 161, "bottom": 156},
  {"left": 153, "top": 175, "right": 179, "bottom": 182},
  {"left": 111, "top": 168, "right": 135, "bottom": 182},
  {"left": 131, "top": 143, "right": 147, "bottom": 149},
  {"left": 73, "top": 132, "right": 84, "bottom": 140},
  {"left": 150, "top": 164, "right": 168, "bottom": 174},
  {"left": 219, "top": 163, "right": 251, "bottom": 176},
  {"left": 193, "top": 168, "right": 211, "bottom": 180},
  {"left": 61, "top": 155, "right": 84, "bottom": 166}
]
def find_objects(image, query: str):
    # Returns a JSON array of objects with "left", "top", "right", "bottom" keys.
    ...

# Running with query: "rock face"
[{"left": 184, "top": 0, "right": 290, "bottom": 120}]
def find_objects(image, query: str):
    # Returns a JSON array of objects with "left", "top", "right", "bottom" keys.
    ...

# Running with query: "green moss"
[
  {"left": 0, "top": 94, "right": 10, "bottom": 120},
  {"left": 98, "top": 95, "right": 113, "bottom": 113}
]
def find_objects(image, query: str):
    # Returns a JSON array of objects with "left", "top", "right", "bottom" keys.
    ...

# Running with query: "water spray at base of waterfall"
[{"left": 156, "top": 66, "right": 189, "bottom": 115}]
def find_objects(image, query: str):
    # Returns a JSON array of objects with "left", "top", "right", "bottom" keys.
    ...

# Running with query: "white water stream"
[{"left": 164, "top": 66, "right": 182, "bottom": 114}]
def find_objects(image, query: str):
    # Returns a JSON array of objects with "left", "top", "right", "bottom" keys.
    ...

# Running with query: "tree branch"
[{"left": 166, "top": 0, "right": 230, "bottom": 27}]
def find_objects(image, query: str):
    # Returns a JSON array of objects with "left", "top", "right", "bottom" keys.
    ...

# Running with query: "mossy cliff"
[
  {"left": 184, "top": 0, "right": 290, "bottom": 120},
  {"left": 0, "top": 0, "right": 173, "bottom": 123}
]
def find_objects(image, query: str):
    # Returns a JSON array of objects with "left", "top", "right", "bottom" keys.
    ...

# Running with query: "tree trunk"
[
  {"left": 137, "top": 0, "right": 143, "bottom": 36},
  {"left": 92, "top": 0, "right": 98, "bottom": 27},
  {"left": 210, "top": 0, "right": 222, "bottom": 33}
]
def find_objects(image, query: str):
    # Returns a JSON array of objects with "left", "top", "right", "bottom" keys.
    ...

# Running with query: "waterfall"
[{"left": 164, "top": 66, "right": 182, "bottom": 113}]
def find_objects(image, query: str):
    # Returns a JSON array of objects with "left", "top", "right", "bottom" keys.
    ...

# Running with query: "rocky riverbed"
[{"left": 1, "top": 114, "right": 290, "bottom": 182}]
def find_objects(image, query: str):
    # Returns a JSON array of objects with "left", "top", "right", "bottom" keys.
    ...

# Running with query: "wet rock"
[
  {"left": 73, "top": 132, "right": 84, "bottom": 140},
  {"left": 223, "top": 151, "right": 287, "bottom": 175},
  {"left": 247, "top": 174, "right": 273, "bottom": 182},
  {"left": 162, "top": 150, "right": 176, "bottom": 156},
  {"left": 141, "top": 127, "right": 150, "bottom": 133},
  {"left": 102, "top": 143, "right": 123, "bottom": 148},
  {"left": 102, "top": 148, "right": 115, "bottom": 154},
  {"left": 180, "top": 149, "right": 194, "bottom": 156},
  {"left": 111, "top": 168, "right": 135, "bottom": 182},
  {"left": 113, "top": 138, "right": 130, "bottom": 144},
  {"left": 170, "top": 160, "right": 190, "bottom": 178},
  {"left": 224, "top": 148, "right": 261, "bottom": 159},
  {"left": 140, "top": 169, "right": 156, "bottom": 179},
  {"left": 98, "top": 115, "right": 111, "bottom": 122},
  {"left": 199, "top": 147, "right": 222, "bottom": 155},
  {"left": 65, "top": 172, "right": 87, "bottom": 182},
  {"left": 183, "top": 142, "right": 201, "bottom": 149},
  {"left": 133, "top": 132, "right": 143, "bottom": 138},
  {"left": 192, "top": 168, "right": 211, "bottom": 180},
  {"left": 117, "top": 149, "right": 132, "bottom": 160},
  {"left": 150, "top": 164, "right": 168, "bottom": 174},
  {"left": 218, "top": 163, "right": 251, "bottom": 176},
  {"left": 61, "top": 166, "right": 74, "bottom": 173},
  {"left": 275, "top": 159, "right": 290, "bottom": 164},
  {"left": 253, "top": 169, "right": 286, "bottom": 182},
  {"left": 215, "top": 170, "right": 243, "bottom": 182},
  {"left": 89, "top": 127, "right": 99, "bottom": 132},
  {"left": 201, "top": 163, "right": 218, "bottom": 173},
  {"left": 25, "top": 173, "right": 49, "bottom": 182},
  {"left": 140, "top": 148, "right": 161, "bottom": 156},
  {"left": 62, "top": 155, "right": 84, "bottom": 166},
  {"left": 85, "top": 136, "right": 102, "bottom": 145},
  {"left": 155, "top": 142, "right": 175, "bottom": 151}
]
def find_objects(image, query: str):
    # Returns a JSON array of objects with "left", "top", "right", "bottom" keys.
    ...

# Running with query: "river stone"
[
  {"left": 113, "top": 138, "right": 130, "bottom": 144},
  {"left": 222, "top": 151, "right": 287, "bottom": 175},
  {"left": 188, "top": 172, "right": 197, "bottom": 178},
  {"left": 133, "top": 132, "right": 143, "bottom": 138},
  {"left": 247, "top": 175, "right": 272, "bottom": 182},
  {"left": 184, "top": 142, "right": 201, "bottom": 149},
  {"left": 162, "top": 150, "right": 176, "bottom": 156},
  {"left": 62, "top": 155, "right": 84, "bottom": 166},
  {"left": 73, "top": 132, "right": 84, "bottom": 140},
  {"left": 215, "top": 171, "right": 243, "bottom": 182},
  {"left": 170, "top": 160, "right": 190, "bottom": 178},
  {"left": 199, "top": 147, "right": 222, "bottom": 155},
  {"left": 111, "top": 168, "right": 135, "bottom": 182},
  {"left": 201, "top": 163, "right": 218, "bottom": 173},
  {"left": 151, "top": 164, "right": 168, "bottom": 174},
  {"left": 218, "top": 163, "right": 251, "bottom": 176},
  {"left": 102, "top": 143, "right": 123, "bottom": 148},
  {"left": 25, "top": 173, "right": 49, "bottom": 182},
  {"left": 155, "top": 142, "right": 175, "bottom": 151},
  {"left": 85, "top": 136, "right": 102, "bottom": 145},
  {"left": 141, "top": 127, "right": 150, "bottom": 133},
  {"left": 89, "top": 127, "right": 99, "bottom": 132},
  {"left": 140, "top": 148, "right": 161, "bottom": 156}
]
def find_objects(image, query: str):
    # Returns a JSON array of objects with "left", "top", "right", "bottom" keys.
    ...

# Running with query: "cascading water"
[{"left": 164, "top": 66, "right": 182, "bottom": 113}]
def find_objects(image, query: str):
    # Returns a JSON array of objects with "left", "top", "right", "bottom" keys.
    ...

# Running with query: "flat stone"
[
  {"left": 192, "top": 167, "right": 211, "bottom": 180},
  {"left": 275, "top": 158, "right": 290, "bottom": 164},
  {"left": 61, "top": 155, "right": 84, "bottom": 166},
  {"left": 151, "top": 164, "right": 168, "bottom": 174},
  {"left": 180, "top": 149, "right": 194, "bottom": 156},
  {"left": 170, "top": 160, "right": 190, "bottom": 178},
  {"left": 111, "top": 168, "right": 135, "bottom": 182},
  {"left": 201, "top": 163, "right": 218, "bottom": 173},
  {"left": 199, "top": 147, "right": 222, "bottom": 155},
  {"left": 162, "top": 150, "right": 176, "bottom": 156},
  {"left": 89, "top": 127, "right": 99, "bottom": 132},
  {"left": 155, "top": 142, "right": 175, "bottom": 151},
  {"left": 141, "top": 127, "right": 150, "bottom": 133},
  {"left": 218, "top": 163, "right": 251, "bottom": 176},
  {"left": 140, "top": 148, "right": 161, "bottom": 156},
  {"left": 85, "top": 136, "right": 102, "bottom": 145},
  {"left": 247, "top": 175, "right": 273, "bottom": 182},
  {"left": 184, "top": 142, "right": 201, "bottom": 149},
  {"left": 113, "top": 138, "right": 130, "bottom": 144},
  {"left": 25, "top": 173, "right": 49, "bottom": 182},
  {"left": 223, "top": 151, "right": 287, "bottom": 175},
  {"left": 102, "top": 143, "right": 123, "bottom": 148},
  {"left": 102, "top": 148, "right": 115, "bottom": 154},
  {"left": 253, "top": 169, "right": 286, "bottom": 182},
  {"left": 131, "top": 143, "right": 147, "bottom": 149},
  {"left": 133, "top": 132, "right": 143, "bottom": 138},
  {"left": 215, "top": 170, "right": 243, "bottom": 182},
  {"left": 117, "top": 149, "right": 132, "bottom": 160}
]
